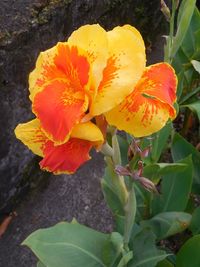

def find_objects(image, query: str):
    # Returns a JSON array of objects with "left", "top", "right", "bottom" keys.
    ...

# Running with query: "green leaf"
[
  {"left": 171, "top": 133, "right": 200, "bottom": 192},
  {"left": 101, "top": 158, "right": 128, "bottom": 233},
  {"left": 128, "top": 229, "right": 167, "bottom": 267},
  {"left": 176, "top": 235, "right": 200, "bottom": 267},
  {"left": 101, "top": 180, "right": 124, "bottom": 216},
  {"left": 37, "top": 262, "right": 46, "bottom": 267},
  {"left": 171, "top": 0, "right": 196, "bottom": 57},
  {"left": 134, "top": 183, "right": 150, "bottom": 221},
  {"left": 23, "top": 221, "right": 116, "bottom": 267},
  {"left": 117, "top": 251, "right": 133, "bottom": 267},
  {"left": 103, "top": 232, "right": 124, "bottom": 267},
  {"left": 191, "top": 59, "right": 200, "bottom": 73},
  {"left": 151, "top": 156, "right": 193, "bottom": 215},
  {"left": 189, "top": 206, "right": 200, "bottom": 235},
  {"left": 181, "top": 101, "right": 200, "bottom": 121},
  {"left": 172, "top": 7, "right": 200, "bottom": 101},
  {"left": 179, "top": 86, "right": 200, "bottom": 104},
  {"left": 156, "top": 259, "right": 174, "bottom": 267},
  {"left": 117, "top": 135, "right": 129, "bottom": 165},
  {"left": 143, "top": 162, "right": 187, "bottom": 184},
  {"left": 141, "top": 212, "right": 192, "bottom": 240},
  {"left": 144, "top": 123, "right": 172, "bottom": 164}
]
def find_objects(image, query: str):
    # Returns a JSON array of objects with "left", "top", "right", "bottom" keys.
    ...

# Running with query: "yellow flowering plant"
[
  {"left": 15, "top": 24, "right": 176, "bottom": 175},
  {"left": 14, "top": 1, "right": 200, "bottom": 265}
]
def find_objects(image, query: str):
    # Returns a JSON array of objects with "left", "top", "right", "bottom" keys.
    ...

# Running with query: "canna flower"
[
  {"left": 15, "top": 24, "right": 177, "bottom": 174},
  {"left": 29, "top": 24, "right": 146, "bottom": 144},
  {"left": 15, "top": 119, "right": 103, "bottom": 174}
]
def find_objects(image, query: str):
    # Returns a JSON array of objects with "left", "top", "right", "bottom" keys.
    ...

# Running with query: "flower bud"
[
  {"left": 138, "top": 176, "right": 158, "bottom": 193},
  {"left": 161, "top": 0, "right": 171, "bottom": 22},
  {"left": 115, "top": 165, "right": 131, "bottom": 176}
]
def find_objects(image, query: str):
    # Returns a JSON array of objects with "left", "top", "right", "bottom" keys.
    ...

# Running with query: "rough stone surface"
[
  {"left": 0, "top": 152, "right": 114, "bottom": 267},
  {"left": 0, "top": 0, "right": 166, "bottom": 266}
]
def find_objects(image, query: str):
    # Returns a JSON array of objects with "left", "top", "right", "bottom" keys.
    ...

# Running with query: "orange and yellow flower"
[{"left": 15, "top": 24, "right": 177, "bottom": 174}]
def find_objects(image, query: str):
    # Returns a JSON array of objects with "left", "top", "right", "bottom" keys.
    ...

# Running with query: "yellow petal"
[
  {"left": 71, "top": 121, "right": 104, "bottom": 142},
  {"left": 90, "top": 25, "right": 146, "bottom": 116},
  {"left": 29, "top": 45, "right": 58, "bottom": 101},
  {"left": 68, "top": 24, "right": 109, "bottom": 96},
  {"left": 105, "top": 99, "right": 171, "bottom": 137},
  {"left": 14, "top": 119, "right": 47, "bottom": 157}
]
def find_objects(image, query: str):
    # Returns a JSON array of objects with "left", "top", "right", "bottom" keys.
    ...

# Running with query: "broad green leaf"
[
  {"left": 101, "top": 180, "right": 124, "bottom": 216},
  {"left": 172, "top": 7, "right": 200, "bottom": 102},
  {"left": 117, "top": 251, "right": 133, "bottom": 267},
  {"left": 117, "top": 135, "right": 129, "bottom": 165},
  {"left": 23, "top": 221, "right": 115, "bottom": 267},
  {"left": 171, "top": 0, "right": 196, "bottom": 57},
  {"left": 37, "top": 262, "right": 46, "bottom": 267},
  {"left": 171, "top": 133, "right": 200, "bottom": 192},
  {"left": 101, "top": 158, "right": 128, "bottom": 233},
  {"left": 189, "top": 206, "right": 200, "bottom": 235},
  {"left": 115, "top": 214, "right": 125, "bottom": 235},
  {"left": 191, "top": 59, "right": 200, "bottom": 73},
  {"left": 143, "top": 162, "right": 187, "bottom": 184},
  {"left": 151, "top": 156, "right": 193, "bottom": 215},
  {"left": 179, "top": 86, "right": 200, "bottom": 104},
  {"left": 128, "top": 229, "right": 167, "bottom": 267},
  {"left": 144, "top": 123, "right": 172, "bottom": 164},
  {"left": 134, "top": 183, "right": 150, "bottom": 221},
  {"left": 181, "top": 101, "right": 200, "bottom": 120},
  {"left": 134, "top": 163, "right": 187, "bottom": 221},
  {"left": 176, "top": 235, "right": 200, "bottom": 267},
  {"left": 177, "top": 0, "right": 190, "bottom": 25},
  {"left": 156, "top": 259, "right": 174, "bottom": 267},
  {"left": 141, "top": 212, "right": 192, "bottom": 240},
  {"left": 103, "top": 232, "right": 124, "bottom": 266}
]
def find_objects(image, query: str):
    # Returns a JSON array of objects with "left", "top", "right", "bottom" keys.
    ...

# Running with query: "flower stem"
[
  {"left": 123, "top": 183, "right": 136, "bottom": 251},
  {"left": 101, "top": 142, "right": 114, "bottom": 157}
]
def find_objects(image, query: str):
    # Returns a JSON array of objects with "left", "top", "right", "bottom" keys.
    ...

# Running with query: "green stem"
[
  {"left": 165, "top": 0, "right": 176, "bottom": 63},
  {"left": 101, "top": 142, "right": 114, "bottom": 157},
  {"left": 112, "top": 134, "right": 121, "bottom": 166},
  {"left": 123, "top": 183, "right": 137, "bottom": 251}
]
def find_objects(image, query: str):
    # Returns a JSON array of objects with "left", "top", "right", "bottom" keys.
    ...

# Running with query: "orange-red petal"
[
  {"left": 40, "top": 138, "right": 92, "bottom": 174},
  {"left": 105, "top": 63, "right": 177, "bottom": 137},
  {"left": 29, "top": 43, "right": 90, "bottom": 101},
  {"left": 32, "top": 43, "right": 91, "bottom": 144},
  {"left": 139, "top": 63, "right": 177, "bottom": 117},
  {"left": 68, "top": 24, "right": 109, "bottom": 98},
  {"left": 33, "top": 79, "right": 88, "bottom": 144}
]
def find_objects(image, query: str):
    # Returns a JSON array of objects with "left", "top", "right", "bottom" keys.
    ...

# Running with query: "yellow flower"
[
  {"left": 15, "top": 24, "right": 177, "bottom": 174},
  {"left": 28, "top": 24, "right": 146, "bottom": 144}
]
